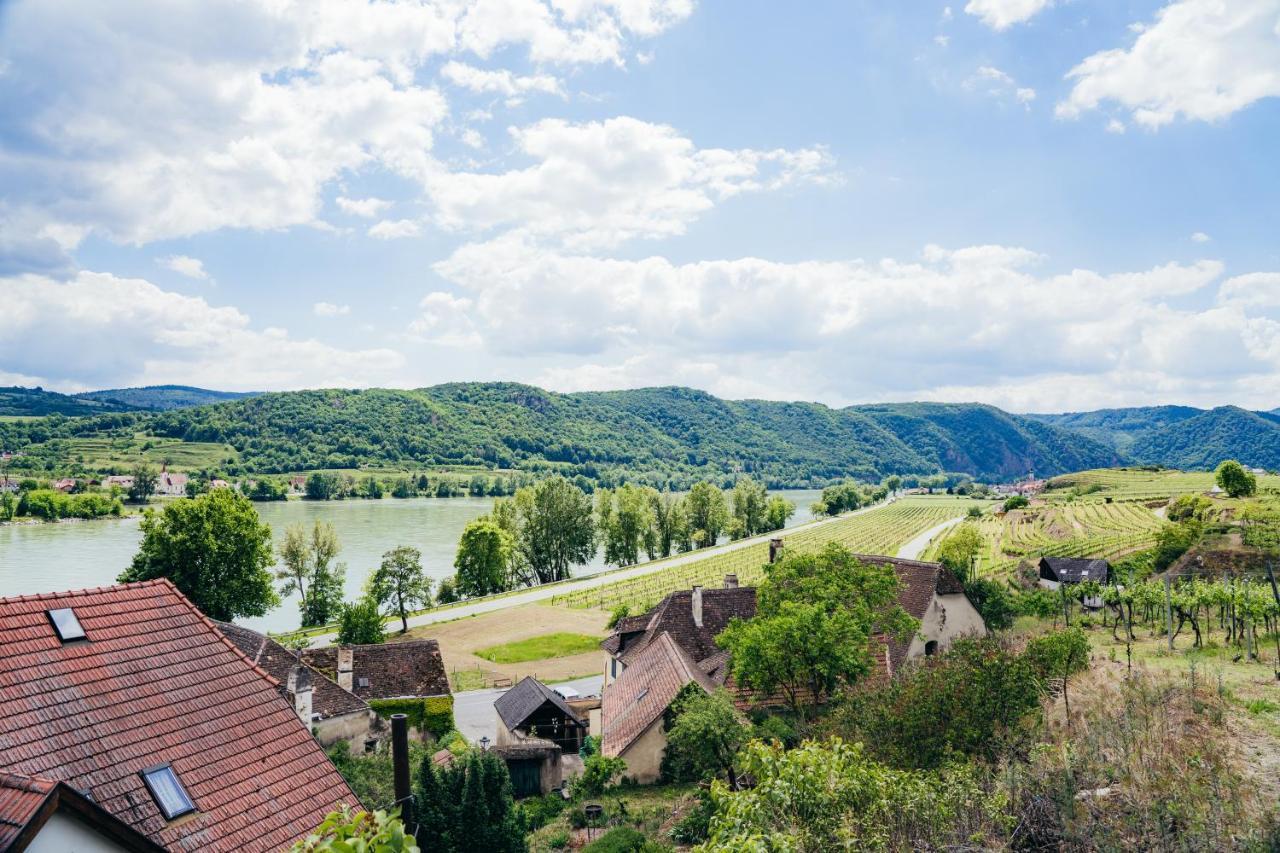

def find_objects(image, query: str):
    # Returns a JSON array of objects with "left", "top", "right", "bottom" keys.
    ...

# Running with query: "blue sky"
[{"left": 3, "top": 0, "right": 1280, "bottom": 411}]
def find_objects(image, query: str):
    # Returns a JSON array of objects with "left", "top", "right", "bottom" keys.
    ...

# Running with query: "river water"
[{"left": 0, "top": 490, "right": 821, "bottom": 633}]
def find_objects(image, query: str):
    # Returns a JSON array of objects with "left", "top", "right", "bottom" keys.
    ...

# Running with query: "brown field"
[{"left": 390, "top": 603, "right": 609, "bottom": 689}]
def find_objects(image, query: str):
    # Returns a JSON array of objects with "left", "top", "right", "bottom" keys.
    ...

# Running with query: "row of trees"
[
  {"left": 449, "top": 477, "right": 797, "bottom": 600},
  {"left": 301, "top": 471, "right": 527, "bottom": 501}
]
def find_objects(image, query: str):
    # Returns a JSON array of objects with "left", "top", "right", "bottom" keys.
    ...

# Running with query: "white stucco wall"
[
  {"left": 618, "top": 717, "right": 668, "bottom": 784},
  {"left": 25, "top": 811, "right": 134, "bottom": 853},
  {"left": 905, "top": 592, "right": 987, "bottom": 660}
]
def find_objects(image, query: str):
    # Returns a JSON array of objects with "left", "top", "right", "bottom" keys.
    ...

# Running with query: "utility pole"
[{"left": 1163, "top": 575, "right": 1174, "bottom": 652}]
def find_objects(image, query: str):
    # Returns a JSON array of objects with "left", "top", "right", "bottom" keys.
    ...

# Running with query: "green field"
[
  {"left": 552, "top": 496, "right": 984, "bottom": 612},
  {"left": 38, "top": 435, "right": 238, "bottom": 471},
  {"left": 474, "top": 632, "right": 603, "bottom": 663},
  {"left": 925, "top": 498, "right": 1167, "bottom": 577},
  {"left": 1045, "top": 467, "right": 1280, "bottom": 503}
]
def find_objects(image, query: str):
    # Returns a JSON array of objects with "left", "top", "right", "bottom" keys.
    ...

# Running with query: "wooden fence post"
[{"left": 1163, "top": 576, "right": 1174, "bottom": 652}]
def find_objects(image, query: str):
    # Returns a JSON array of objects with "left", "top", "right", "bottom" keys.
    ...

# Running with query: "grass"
[
  {"left": 47, "top": 435, "right": 238, "bottom": 471},
  {"left": 475, "top": 632, "right": 603, "bottom": 664}
]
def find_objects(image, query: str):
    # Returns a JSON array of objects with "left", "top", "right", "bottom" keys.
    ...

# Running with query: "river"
[{"left": 0, "top": 489, "right": 822, "bottom": 634}]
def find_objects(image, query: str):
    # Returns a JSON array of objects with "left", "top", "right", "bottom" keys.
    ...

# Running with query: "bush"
[
  {"left": 964, "top": 578, "right": 1017, "bottom": 631},
  {"left": 516, "top": 792, "right": 567, "bottom": 832},
  {"left": 436, "top": 576, "right": 459, "bottom": 604},
  {"left": 291, "top": 805, "right": 418, "bottom": 852},
  {"left": 1003, "top": 495, "right": 1030, "bottom": 512},
  {"left": 368, "top": 696, "right": 455, "bottom": 739},
  {"left": 668, "top": 790, "right": 714, "bottom": 844},
  {"left": 545, "top": 829, "right": 570, "bottom": 849},
  {"left": 582, "top": 826, "right": 665, "bottom": 853},
  {"left": 337, "top": 596, "right": 385, "bottom": 644},
  {"left": 572, "top": 753, "right": 627, "bottom": 798}
]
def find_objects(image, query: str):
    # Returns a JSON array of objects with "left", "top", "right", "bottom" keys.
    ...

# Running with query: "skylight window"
[
  {"left": 140, "top": 764, "right": 196, "bottom": 820},
  {"left": 47, "top": 608, "right": 86, "bottom": 642}
]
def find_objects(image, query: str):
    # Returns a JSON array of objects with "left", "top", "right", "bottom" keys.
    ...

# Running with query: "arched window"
[{"left": 924, "top": 640, "right": 939, "bottom": 657}]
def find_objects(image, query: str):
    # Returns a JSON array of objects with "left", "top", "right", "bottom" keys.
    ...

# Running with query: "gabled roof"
[
  {"left": 0, "top": 580, "right": 358, "bottom": 852},
  {"left": 601, "top": 632, "right": 716, "bottom": 758},
  {"left": 613, "top": 586, "right": 757, "bottom": 667},
  {"left": 214, "top": 621, "right": 369, "bottom": 721},
  {"left": 494, "top": 677, "right": 584, "bottom": 732},
  {"left": 302, "top": 639, "right": 450, "bottom": 701},
  {"left": 1039, "top": 557, "right": 1110, "bottom": 583},
  {"left": 0, "top": 771, "right": 162, "bottom": 853}
]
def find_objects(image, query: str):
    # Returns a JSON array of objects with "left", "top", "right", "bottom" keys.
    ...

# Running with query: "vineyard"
[
  {"left": 551, "top": 497, "right": 976, "bottom": 612},
  {"left": 924, "top": 500, "right": 1167, "bottom": 578},
  {"left": 1045, "top": 467, "right": 1280, "bottom": 503}
]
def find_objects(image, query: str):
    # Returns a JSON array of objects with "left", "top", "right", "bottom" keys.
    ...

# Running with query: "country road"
[
  {"left": 896, "top": 516, "right": 965, "bottom": 561},
  {"left": 304, "top": 496, "right": 902, "bottom": 647}
]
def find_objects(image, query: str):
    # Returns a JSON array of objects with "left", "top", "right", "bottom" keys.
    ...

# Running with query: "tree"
[
  {"left": 685, "top": 481, "right": 729, "bottom": 548},
  {"left": 128, "top": 464, "right": 159, "bottom": 503},
  {"left": 649, "top": 489, "right": 687, "bottom": 557},
  {"left": 119, "top": 488, "right": 278, "bottom": 620},
  {"left": 885, "top": 475, "right": 902, "bottom": 494},
  {"left": 338, "top": 595, "right": 385, "bottom": 644},
  {"left": 963, "top": 578, "right": 1016, "bottom": 631},
  {"left": 278, "top": 522, "right": 347, "bottom": 626},
  {"left": 415, "top": 750, "right": 523, "bottom": 853},
  {"left": 454, "top": 519, "right": 513, "bottom": 597},
  {"left": 1024, "top": 627, "right": 1091, "bottom": 725},
  {"left": 0, "top": 490, "right": 17, "bottom": 521},
  {"left": 292, "top": 806, "right": 419, "bottom": 853},
  {"left": 718, "top": 543, "right": 916, "bottom": 717},
  {"left": 596, "top": 484, "right": 655, "bottom": 567},
  {"left": 730, "top": 477, "right": 769, "bottom": 538},
  {"left": 1216, "top": 459, "right": 1257, "bottom": 498},
  {"left": 370, "top": 546, "right": 432, "bottom": 633},
  {"left": 763, "top": 495, "right": 795, "bottom": 532},
  {"left": 305, "top": 472, "right": 340, "bottom": 500},
  {"left": 663, "top": 687, "right": 751, "bottom": 789},
  {"left": 935, "top": 523, "right": 983, "bottom": 583},
  {"left": 1002, "top": 495, "right": 1030, "bottom": 512},
  {"left": 512, "top": 476, "right": 595, "bottom": 584}
]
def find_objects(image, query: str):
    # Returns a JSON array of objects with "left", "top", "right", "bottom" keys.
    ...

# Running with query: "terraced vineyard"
[
  {"left": 924, "top": 499, "right": 1167, "bottom": 577},
  {"left": 1045, "top": 467, "right": 1280, "bottom": 503},
  {"left": 552, "top": 497, "right": 978, "bottom": 612}
]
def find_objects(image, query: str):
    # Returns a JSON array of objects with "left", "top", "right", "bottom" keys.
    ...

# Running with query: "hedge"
[{"left": 368, "top": 696, "right": 455, "bottom": 739}]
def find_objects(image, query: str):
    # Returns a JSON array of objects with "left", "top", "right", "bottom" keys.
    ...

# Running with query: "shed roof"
[
  {"left": 494, "top": 677, "right": 584, "bottom": 732},
  {"left": 214, "top": 621, "right": 369, "bottom": 721},
  {"left": 302, "top": 639, "right": 450, "bottom": 701},
  {"left": 1039, "top": 557, "right": 1111, "bottom": 583},
  {"left": 0, "top": 580, "right": 358, "bottom": 852}
]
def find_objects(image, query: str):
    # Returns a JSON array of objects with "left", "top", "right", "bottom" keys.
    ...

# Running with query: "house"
[
  {"left": 599, "top": 557, "right": 987, "bottom": 782},
  {"left": 51, "top": 479, "right": 76, "bottom": 493},
  {"left": 289, "top": 476, "right": 307, "bottom": 493},
  {"left": 1038, "top": 557, "right": 1111, "bottom": 608},
  {"left": 0, "top": 771, "right": 164, "bottom": 853},
  {"left": 302, "top": 640, "right": 451, "bottom": 704},
  {"left": 154, "top": 471, "right": 189, "bottom": 497},
  {"left": 102, "top": 475, "right": 133, "bottom": 490},
  {"left": 208, "top": 479, "right": 231, "bottom": 490},
  {"left": 214, "top": 621, "right": 375, "bottom": 748},
  {"left": 494, "top": 677, "right": 587, "bottom": 753},
  {"left": 0, "top": 580, "right": 359, "bottom": 852}
]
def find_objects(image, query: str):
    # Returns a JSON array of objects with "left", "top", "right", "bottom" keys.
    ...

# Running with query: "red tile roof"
[
  {"left": 0, "top": 772, "right": 53, "bottom": 851},
  {"left": 0, "top": 770, "right": 162, "bottom": 853},
  {"left": 0, "top": 580, "right": 359, "bottom": 852},
  {"left": 601, "top": 632, "right": 716, "bottom": 758},
  {"left": 302, "top": 639, "right": 450, "bottom": 701}
]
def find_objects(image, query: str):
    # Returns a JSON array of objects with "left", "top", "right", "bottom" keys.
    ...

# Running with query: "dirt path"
[{"left": 897, "top": 516, "right": 965, "bottom": 560}]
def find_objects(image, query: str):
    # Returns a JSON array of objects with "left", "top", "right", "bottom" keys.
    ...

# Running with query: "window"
[
  {"left": 924, "top": 640, "right": 939, "bottom": 657},
  {"left": 47, "top": 608, "right": 86, "bottom": 642},
  {"left": 140, "top": 764, "right": 196, "bottom": 820},
  {"left": 357, "top": 676, "right": 370, "bottom": 689}
]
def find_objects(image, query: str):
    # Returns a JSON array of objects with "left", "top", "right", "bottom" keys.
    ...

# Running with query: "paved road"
[
  {"left": 896, "top": 516, "right": 966, "bottom": 561},
  {"left": 452, "top": 674, "right": 604, "bottom": 744},
  {"left": 305, "top": 497, "right": 900, "bottom": 646}
]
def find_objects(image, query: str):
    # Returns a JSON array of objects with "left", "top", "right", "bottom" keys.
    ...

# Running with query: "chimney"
[
  {"left": 391, "top": 714, "right": 413, "bottom": 814},
  {"left": 337, "top": 647, "right": 354, "bottom": 692},
  {"left": 769, "top": 538, "right": 784, "bottom": 564},
  {"left": 723, "top": 574, "right": 738, "bottom": 589},
  {"left": 691, "top": 586, "right": 703, "bottom": 628},
  {"left": 286, "top": 665, "right": 313, "bottom": 726}
]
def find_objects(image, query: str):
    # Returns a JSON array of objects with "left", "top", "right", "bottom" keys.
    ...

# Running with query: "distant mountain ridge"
[{"left": 73, "top": 385, "right": 259, "bottom": 411}]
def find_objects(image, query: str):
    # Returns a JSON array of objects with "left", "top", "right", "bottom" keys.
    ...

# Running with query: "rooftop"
[
  {"left": 494, "top": 676, "right": 584, "bottom": 732},
  {"left": 302, "top": 638, "right": 450, "bottom": 701}
]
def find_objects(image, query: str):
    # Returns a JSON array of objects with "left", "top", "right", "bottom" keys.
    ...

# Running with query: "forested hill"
[
  {"left": 0, "top": 386, "right": 124, "bottom": 417},
  {"left": 73, "top": 385, "right": 258, "bottom": 411},
  {"left": 0, "top": 383, "right": 1117, "bottom": 485}
]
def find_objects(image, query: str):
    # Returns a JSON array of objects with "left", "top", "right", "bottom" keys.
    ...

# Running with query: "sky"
[{"left": 2, "top": 0, "right": 1280, "bottom": 413}]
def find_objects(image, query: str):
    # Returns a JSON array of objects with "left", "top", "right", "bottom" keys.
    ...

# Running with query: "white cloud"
[
  {"left": 1191, "top": 231, "right": 1212, "bottom": 243},
  {"left": 428, "top": 117, "right": 835, "bottom": 249},
  {"left": 158, "top": 254, "right": 209, "bottom": 281},
  {"left": 1057, "top": 0, "right": 1280, "bottom": 128},
  {"left": 0, "top": 0, "right": 693, "bottom": 251},
  {"left": 314, "top": 301, "right": 351, "bottom": 316},
  {"left": 964, "top": 0, "right": 1053, "bottom": 30},
  {"left": 368, "top": 218, "right": 422, "bottom": 239},
  {"left": 1106, "top": 118, "right": 1127, "bottom": 134},
  {"left": 967, "top": 66, "right": 1037, "bottom": 105},
  {"left": 336, "top": 197, "right": 392, "bottom": 218},
  {"left": 417, "top": 235, "right": 1280, "bottom": 409},
  {"left": 440, "top": 61, "right": 563, "bottom": 99},
  {"left": 934, "top": 35, "right": 951, "bottom": 47},
  {"left": 2, "top": 271, "right": 403, "bottom": 391}
]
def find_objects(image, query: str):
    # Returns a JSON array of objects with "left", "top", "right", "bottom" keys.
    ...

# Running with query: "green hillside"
[
  {"left": 0, "top": 383, "right": 1117, "bottom": 484},
  {"left": 73, "top": 385, "right": 258, "bottom": 411},
  {"left": 1129, "top": 406, "right": 1280, "bottom": 470},
  {"left": 1025, "top": 405, "right": 1203, "bottom": 455},
  {"left": 0, "top": 386, "right": 132, "bottom": 417}
]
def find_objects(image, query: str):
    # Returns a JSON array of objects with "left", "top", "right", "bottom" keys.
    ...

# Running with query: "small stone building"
[
  {"left": 494, "top": 676, "right": 588, "bottom": 753},
  {"left": 1038, "top": 557, "right": 1111, "bottom": 608}
]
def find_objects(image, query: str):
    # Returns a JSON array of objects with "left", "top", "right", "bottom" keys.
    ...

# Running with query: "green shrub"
[
  {"left": 546, "top": 829, "right": 570, "bottom": 849},
  {"left": 668, "top": 790, "right": 714, "bottom": 844},
  {"left": 582, "top": 826, "right": 666, "bottom": 853},
  {"left": 572, "top": 753, "right": 627, "bottom": 798},
  {"left": 516, "top": 792, "right": 567, "bottom": 832},
  {"left": 337, "top": 596, "right": 384, "bottom": 644},
  {"left": 368, "top": 696, "right": 455, "bottom": 738}
]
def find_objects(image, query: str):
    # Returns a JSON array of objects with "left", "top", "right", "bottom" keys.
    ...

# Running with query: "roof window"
[
  {"left": 140, "top": 764, "right": 196, "bottom": 820},
  {"left": 47, "top": 608, "right": 86, "bottom": 642}
]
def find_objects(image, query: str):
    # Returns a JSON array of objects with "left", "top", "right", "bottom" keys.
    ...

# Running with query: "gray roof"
[
  {"left": 1039, "top": 557, "right": 1111, "bottom": 583},
  {"left": 494, "top": 676, "right": 584, "bottom": 731}
]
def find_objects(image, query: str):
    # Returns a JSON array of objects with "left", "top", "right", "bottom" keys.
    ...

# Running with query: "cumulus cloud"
[
  {"left": 314, "top": 301, "right": 351, "bottom": 316},
  {"left": 1191, "top": 231, "right": 1212, "bottom": 243},
  {"left": 440, "top": 61, "right": 563, "bottom": 99},
  {"left": 966, "top": 65, "right": 1037, "bottom": 105},
  {"left": 0, "top": 0, "right": 693, "bottom": 251},
  {"left": 3, "top": 271, "right": 403, "bottom": 391},
  {"left": 428, "top": 117, "right": 835, "bottom": 248},
  {"left": 336, "top": 197, "right": 392, "bottom": 218},
  {"left": 964, "top": 0, "right": 1053, "bottom": 30},
  {"left": 158, "top": 255, "right": 209, "bottom": 280},
  {"left": 368, "top": 218, "right": 422, "bottom": 239},
  {"left": 416, "top": 235, "right": 1280, "bottom": 409},
  {"left": 1057, "top": 0, "right": 1280, "bottom": 128}
]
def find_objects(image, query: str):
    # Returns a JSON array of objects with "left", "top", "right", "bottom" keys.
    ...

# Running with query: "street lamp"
[{"left": 479, "top": 736, "right": 490, "bottom": 751}]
